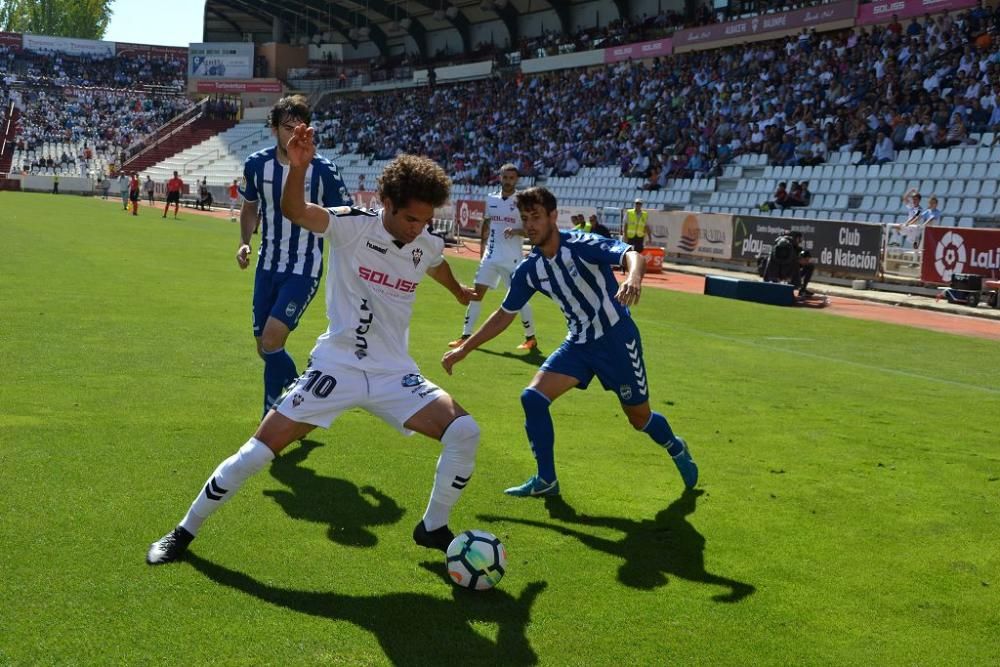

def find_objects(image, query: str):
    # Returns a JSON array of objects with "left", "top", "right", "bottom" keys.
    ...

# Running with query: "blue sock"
[
  {"left": 643, "top": 412, "right": 683, "bottom": 456},
  {"left": 262, "top": 347, "right": 298, "bottom": 415},
  {"left": 521, "top": 387, "right": 556, "bottom": 482}
]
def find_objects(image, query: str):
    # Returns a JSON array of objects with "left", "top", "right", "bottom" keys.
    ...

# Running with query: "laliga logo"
[
  {"left": 459, "top": 201, "right": 470, "bottom": 227},
  {"left": 934, "top": 231, "right": 966, "bottom": 281}
]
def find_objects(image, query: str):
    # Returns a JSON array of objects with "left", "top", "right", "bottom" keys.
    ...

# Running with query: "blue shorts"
[
  {"left": 540, "top": 318, "right": 650, "bottom": 405},
  {"left": 252, "top": 268, "right": 320, "bottom": 336}
]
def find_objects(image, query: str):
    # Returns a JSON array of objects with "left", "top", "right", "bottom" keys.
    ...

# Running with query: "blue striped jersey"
[
  {"left": 242, "top": 147, "right": 351, "bottom": 278},
  {"left": 501, "top": 231, "right": 633, "bottom": 344}
]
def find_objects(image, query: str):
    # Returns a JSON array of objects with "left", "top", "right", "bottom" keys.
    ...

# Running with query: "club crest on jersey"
[
  {"left": 619, "top": 385, "right": 633, "bottom": 401},
  {"left": 285, "top": 302, "right": 298, "bottom": 317},
  {"left": 292, "top": 393, "right": 304, "bottom": 407},
  {"left": 411, "top": 248, "right": 423, "bottom": 268},
  {"left": 401, "top": 373, "right": 425, "bottom": 387}
]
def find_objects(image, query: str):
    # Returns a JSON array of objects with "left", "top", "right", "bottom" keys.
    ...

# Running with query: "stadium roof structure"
[{"left": 204, "top": 0, "right": 629, "bottom": 59}]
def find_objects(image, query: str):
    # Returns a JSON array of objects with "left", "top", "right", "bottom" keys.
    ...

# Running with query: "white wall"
[
  {"left": 570, "top": 1, "right": 620, "bottom": 31},
  {"left": 341, "top": 42, "right": 380, "bottom": 61},
  {"left": 470, "top": 19, "right": 510, "bottom": 49},
  {"left": 519, "top": 10, "right": 560, "bottom": 38},
  {"left": 425, "top": 29, "right": 464, "bottom": 57},
  {"left": 631, "top": 0, "right": 684, "bottom": 22}
]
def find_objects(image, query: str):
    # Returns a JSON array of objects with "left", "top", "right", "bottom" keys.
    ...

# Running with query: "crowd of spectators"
[
  {"left": 317, "top": 3, "right": 1000, "bottom": 187},
  {"left": 0, "top": 45, "right": 186, "bottom": 91},
  {"left": 0, "top": 45, "right": 191, "bottom": 175}
]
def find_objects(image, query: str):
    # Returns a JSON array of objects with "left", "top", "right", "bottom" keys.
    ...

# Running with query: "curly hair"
[
  {"left": 515, "top": 186, "right": 558, "bottom": 213},
  {"left": 269, "top": 95, "right": 311, "bottom": 128},
  {"left": 377, "top": 154, "right": 451, "bottom": 209}
]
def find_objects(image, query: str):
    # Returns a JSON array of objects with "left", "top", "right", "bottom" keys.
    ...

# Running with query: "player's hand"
[
  {"left": 441, "top": 348, "right": 467, "bottom": 375},
  {"left": 615, "top": 279, "right": 642, "bottom": 306},
  {"left": 236, "top": 243, "right": 252, "bottom": 269},
  {"left": 456, "top": 285, "right": 481, "bottom": 306},
  {"left": 286, "top": 123, "right": 315, "bottom": 168}
]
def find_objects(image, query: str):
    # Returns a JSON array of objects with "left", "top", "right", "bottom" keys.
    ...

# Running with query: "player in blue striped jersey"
[
  {"left": 442, "top": 186, "right": 697, "bottom": 496},
  {"left": 235, "top": 95, "right": 351, "bottom": 417}
]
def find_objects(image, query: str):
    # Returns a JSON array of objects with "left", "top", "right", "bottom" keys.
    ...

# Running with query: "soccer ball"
[{"left": 446, "top": 530, "right": 507, "bottom": 590}]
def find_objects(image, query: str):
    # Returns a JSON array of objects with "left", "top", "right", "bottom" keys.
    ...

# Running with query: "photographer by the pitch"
[{"left": 761, "top": 231, "right": 815, "bottom": 298}]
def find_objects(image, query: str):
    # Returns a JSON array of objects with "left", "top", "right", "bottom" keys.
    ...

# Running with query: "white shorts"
[
  {"left": 275, "top": 363, "right": 445, "bottom": 435},
  {"left": 474, "top": 257, "right": 520, "bottom": 289}
]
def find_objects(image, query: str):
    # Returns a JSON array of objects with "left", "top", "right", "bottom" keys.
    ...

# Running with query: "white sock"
[
  {"left": 520, "top": 301, "right": 535, "bottom": 338},
  {"left": 423, "top": 415, "right": 480, "bottom": 531},
  {"left": 179, "top": 438, "right": 275, "bottom": 536},
  {"left": 462, "top": 300, "right": 484, "bottom": 337}
]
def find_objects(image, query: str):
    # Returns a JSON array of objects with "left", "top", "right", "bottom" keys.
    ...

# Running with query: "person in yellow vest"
[
  {"left": 623, "top": 198, "right": 651, "bottom": 252},
  {"left": 572, "top": 213, "right": 592, "bottom": 232}
]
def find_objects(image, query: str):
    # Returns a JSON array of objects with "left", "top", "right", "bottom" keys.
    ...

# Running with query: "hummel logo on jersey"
[
  {"left": 366, "top": 240, "right": 389, "bottom": 254},
  {"left": 412, "top": 248, "right": 423, "bottom": 268}
]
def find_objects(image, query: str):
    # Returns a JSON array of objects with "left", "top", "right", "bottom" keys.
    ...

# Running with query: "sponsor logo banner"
[
  {"left": 23, "top": 34, "right": 114, "bottom": 57},
  {"left": 675, "top": 0, "right": 856, "bottom": 48},
  {"left": 195, "top": 79, "right": 282, "bottom": 93},
  {"left": 454, "top": 199, "right": 486, "bottom": 232},
  {"left": 921, "top": 227, "right": 1000, "bottom": 283},
  {"left": 647, "top": 211, "right": 733, "bottom": 260},
  {"left": 857, "top": 0, "right": 976, "bottom": 26},
  {"left": 0, "top": 32, "right": 21, "bottom": 48},
  {"left": 188, "top": 42, "right": 254, "bottom": 79},
  {"left": 603, "top": 38, "right": 672, "bottom": 63},
  {"left": 732, "top": 216, "right": 883, "bottom": 278}
]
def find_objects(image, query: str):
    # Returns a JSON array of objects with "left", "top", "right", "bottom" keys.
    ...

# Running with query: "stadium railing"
[{"left": 119, "top": 97, "right": 208, "bottom": 173}]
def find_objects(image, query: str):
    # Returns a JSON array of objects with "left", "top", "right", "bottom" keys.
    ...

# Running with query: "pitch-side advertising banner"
[
  {"left": 647, "top": 211, "right": 733, "bottom": 260},
  {"left": 23, "top": 34, "right": 114, "bottom": 57},
  {"left": 857, "top": 0, "right": 977, "bottom": 26},
  {"left": 674, "top": 0, "right": 856, "bottom": 49},
  {"left": 454, "top": 199, "right": 486, "bottom": 233},
  {"left": 732, "top": 216, "right": 883, "bottom": 277},
  {"left": 921, "top": 227, "right": 1000, "bottom": 283},
  {"left": 189, "top": 42, "right": 254, "bottom": 79}
]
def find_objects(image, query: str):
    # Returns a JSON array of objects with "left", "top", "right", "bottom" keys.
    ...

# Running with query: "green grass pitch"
[{"left": 1, "top": 192, "right": 998, "bottom": 665}]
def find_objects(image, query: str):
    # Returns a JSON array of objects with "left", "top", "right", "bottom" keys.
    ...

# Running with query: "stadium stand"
[{"left": 0, "top": 43, "right": 193, "bottom": 178}]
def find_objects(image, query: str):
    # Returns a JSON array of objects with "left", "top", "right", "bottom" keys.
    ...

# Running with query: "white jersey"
[
  {"left": 482, "top": 191, "right": 524, "bottom": 264},
  {"left": 310, "top": 206, "right": 445, "bottom": 372}
]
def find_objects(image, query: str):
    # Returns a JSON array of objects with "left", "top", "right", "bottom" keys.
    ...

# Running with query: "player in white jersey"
[
  {"left": 147, "top": 130, "right": 483, "bottom": 564},
  {"left": 448, "top": 163, "right": 537, "bottom": 350}
]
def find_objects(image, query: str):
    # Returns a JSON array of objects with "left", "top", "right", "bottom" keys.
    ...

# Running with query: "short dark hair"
[
  {"left": 377, "top": 154, "right": 451, "bottom": 209},
  {"left": 499, "top": 162, "right": 518, "bottom": 175},
  {"left": 269, "top": 95, "right": 311, "bottom": 128},
  {"left": 515, "top": 186, "right": 558, "bottom": 213}
]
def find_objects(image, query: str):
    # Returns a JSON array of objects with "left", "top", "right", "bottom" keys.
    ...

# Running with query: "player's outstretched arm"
[
  {"left": 441, "top": 308, "right": 516, "bottom": 375},
  {"left": 280, "top": 123, "right": 329, "bottom": 233},
  {"left": 615, "top": 250, "right": 646, "bottom": 306},
  {"left": 426, "top": 259, "right": 480, "bottom": 305}
]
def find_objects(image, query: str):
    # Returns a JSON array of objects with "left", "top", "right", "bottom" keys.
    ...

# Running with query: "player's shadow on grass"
[
  {"left": 475, "top": 346, "right": 546, "bottom": 368},
  {"left": 264, "top": 439, "right": 405, "bottom": 548},
  {"left": 481, "top": 489, "right": 755, "bottom": 603},
  {"left": 186, "top": 554, "right": 546, "bottom": 666}
]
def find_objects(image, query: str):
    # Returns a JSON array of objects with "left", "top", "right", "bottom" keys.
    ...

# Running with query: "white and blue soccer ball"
[{"left": 446, "top": 530, "right": 507, "bottom": 590}]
